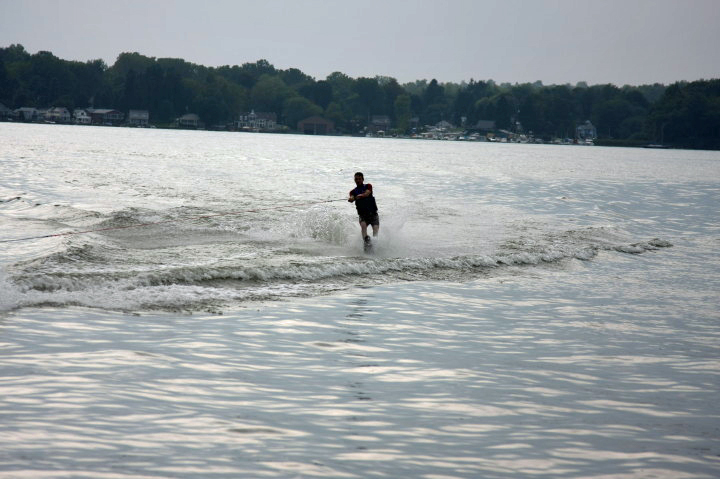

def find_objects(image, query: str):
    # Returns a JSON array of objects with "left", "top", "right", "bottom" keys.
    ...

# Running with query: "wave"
[
  {"left": 1, "top": 196, "right": 675, "bottom": 313},
  {"left": 1, "top": 235, "right": 672, "bottom": 313},
  {"left": 0, "top": 196, "right": 25, "bottom": 204}
]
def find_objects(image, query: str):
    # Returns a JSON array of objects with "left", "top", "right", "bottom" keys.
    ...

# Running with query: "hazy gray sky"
[{"left": 1, "top": 0, "right": 719, "bottom": 86}]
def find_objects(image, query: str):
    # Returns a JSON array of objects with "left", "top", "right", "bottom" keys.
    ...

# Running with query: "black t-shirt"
[{"left": 350, "top": 183, "right": 378, "bottom": 216}]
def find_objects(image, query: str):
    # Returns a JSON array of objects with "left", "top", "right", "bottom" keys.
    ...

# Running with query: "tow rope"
[{"left": 0, "top": 198, "right": 347, "bottom": 244}]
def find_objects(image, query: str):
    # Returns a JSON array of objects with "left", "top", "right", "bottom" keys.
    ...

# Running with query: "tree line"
[{"left": 1, "top": 44, "right": 719, "bottom": 149}]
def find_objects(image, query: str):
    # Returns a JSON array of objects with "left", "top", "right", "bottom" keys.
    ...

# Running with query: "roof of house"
[
  {"left": 88, "top": 109, "right": 121, "bottom": 114},
  {"left": 240, "top": 111, "right": 276, "bottom": 120}
]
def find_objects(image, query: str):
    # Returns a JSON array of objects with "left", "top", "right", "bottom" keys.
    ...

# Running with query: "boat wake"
[{"left": 1, "top": 205, "right": 673, "bottom": 313}]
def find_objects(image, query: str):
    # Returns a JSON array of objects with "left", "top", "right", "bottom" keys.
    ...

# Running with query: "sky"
[{"left": 1, "top": 0, "right": 719, "bottom": 86}]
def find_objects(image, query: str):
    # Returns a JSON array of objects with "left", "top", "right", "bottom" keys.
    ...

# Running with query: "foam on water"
[
  {"left": 1, "top": 217, "right": 672, "bottom": 312},
  {"left": 0, "top": 268, "right": 23, "bottom": 311}
]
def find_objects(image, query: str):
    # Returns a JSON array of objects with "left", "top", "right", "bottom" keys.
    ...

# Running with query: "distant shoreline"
[{"left": 1, "top": 118, "right": 691, "bottom": 150}]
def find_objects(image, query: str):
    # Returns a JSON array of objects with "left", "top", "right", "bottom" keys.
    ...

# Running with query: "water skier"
[{"left": 348, "top": 171, "right": 379, "bottom": 251}]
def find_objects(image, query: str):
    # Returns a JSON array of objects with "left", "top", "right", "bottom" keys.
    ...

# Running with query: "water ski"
[{"left": 363, "top": 236, "right": 373, "bottom": 254}]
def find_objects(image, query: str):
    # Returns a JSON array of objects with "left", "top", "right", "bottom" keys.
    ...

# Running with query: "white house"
[
  {"left": 73, "top": 109, "right": 91, "bottom": 124},
  {"left": 177, "top": 113, "right": 201, "bottom": 128},
  {"left": 46, "top": 107, "right": 71, "bottom": 123},
  {"left": 236, "top": 110, "right": 276, "bottom": 130},
  {"left": 577, "top": 120, "right": 597, "bottom": 140}
]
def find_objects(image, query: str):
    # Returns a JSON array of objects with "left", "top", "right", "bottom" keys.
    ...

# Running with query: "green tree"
[
  {"left": 111, "top": 52, "right": 155, "bottom": 78},
  {"left": 423, "top": 79, "right": 444, "bottom": 103},
  {"left": 635, "top": 83, "right": 666, "bottom": 104},
  {"left": 394, "top": 94, "right": 412, "bottom": 133},
  {"left": 0, "top": 58, "right": 12, "bottom": 105},
  {"left": 650, "top": 80, "right": 720, "bottom": 148},
  {"left": 299, "top": 80, "right": 333, "bottom": 109},
  {"left": 185, "top": 73, "right": 247, "bottom": 126},
  {"left": 283, "top": 96, "right": 322, "bottom": 129},
  {"left": 353, "top": 77, "right": 385, "bottom": 118},
  {"left": 421, "top": 79, "right": 448, "bottom": 124},
  {"left": 324, "top": 101, "right": 346, "bottom": 130},
  {"left": 250, "top": 74, "right": 293, "bottom": 119},
  {"left": 379, "top": 76, "right": 404, "bottom": 119},
  {"left": 545, "top": 85, "right": 575, "bottom": 137},
  {"left": 119, "top": 69, "right": 146, "bottom": 110},
  {"left": 280, "top": 67, "right": 312, "bottom": 89},
  {"left": 28, "top": 51, "right": 73, "bottom": 106},
  {"left": 69, "top": 59, "right": 106, "bottom": 107},
  {"left": 453, "top": 87, "right": 474, "bottom": 125},
  {"left": 518, "top": 93, "right": 543, "bottom": 134},
  {"left": 593, "top": 98, "right": 634, "bottom": 138},
  {"left": 325, "top": 72, "right": 356, "bottom": 128},
  {"left": 494, "top": 93, "right": 515, "bottom": 130},
  {"left": 326, "top": 71, "right": 354, "bottom": 99}
]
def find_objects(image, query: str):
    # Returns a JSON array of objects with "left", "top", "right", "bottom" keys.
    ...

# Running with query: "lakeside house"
[
  {"left": 13, "top": 107, "right": 39, "bottom": 122},
  {"left": 236, "top": 110, "right": 277, "bottom": 130},
  {"left": 128, "top": 110, "right": 150, "bottom": 127},
  {"left": 46, "top": 107, "right": 71, "bottom": 123},
  {"left": 88, "top": 108, "right": 124, "bottom": 126},
  {"left": 436, "top": 120, "right": 454, "bottom": 131},
  {"left": 577, "top": 120, "right": 597, "bottom": 140},
  {"left": 74, "top": 109, "right": 91, "bottom": 124},
  {"left": 370, "top": 115, "right": 391, "bottom": 134},
  {"left": 298, "top": 116, "right": 334, "bottom": 135},
  {"left": 176, "top": 113, "right": 201, "bottom": 129}
]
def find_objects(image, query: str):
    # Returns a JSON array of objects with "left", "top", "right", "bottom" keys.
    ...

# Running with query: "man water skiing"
[{"left": 348, "top": 171, "right": 379, "bottom": 251}]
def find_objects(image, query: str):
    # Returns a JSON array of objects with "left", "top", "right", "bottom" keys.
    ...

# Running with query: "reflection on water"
[
  {"left": 1, "top": 251, "right": 719, "bottom": 478},
  {"left": 1, "top": 124, "right": 719, "bottom": 477}
]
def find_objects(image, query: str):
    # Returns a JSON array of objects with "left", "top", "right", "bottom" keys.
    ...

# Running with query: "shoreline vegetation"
[{"left": 1, "top": 44, "right": 719, "bottom": 150}]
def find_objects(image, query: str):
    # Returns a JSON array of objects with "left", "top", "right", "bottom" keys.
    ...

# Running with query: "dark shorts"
[{"left": 359, "top": 212, "right": 379, "bottom": 226}]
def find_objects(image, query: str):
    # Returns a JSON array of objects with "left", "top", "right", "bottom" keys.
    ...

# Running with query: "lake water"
[{"left": 1, "top": 123, "right": 719, "bottom": 478}]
